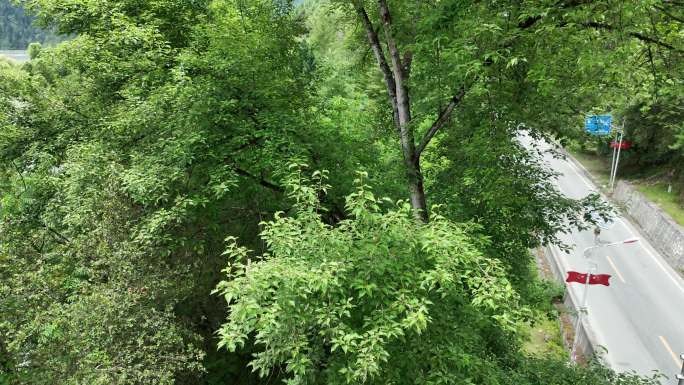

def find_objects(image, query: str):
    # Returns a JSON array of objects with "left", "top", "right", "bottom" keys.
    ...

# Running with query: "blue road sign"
[{"left": 585, "top": 115, "right": 612, "bottom": 135}]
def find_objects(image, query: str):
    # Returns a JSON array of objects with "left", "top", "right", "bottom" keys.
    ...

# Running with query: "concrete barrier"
[{"left": 613, "top": 181, "right": 684, "bottom": 274}]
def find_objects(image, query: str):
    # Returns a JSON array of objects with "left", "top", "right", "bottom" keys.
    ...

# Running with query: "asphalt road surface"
[{"left": 528, "top": 136, "right": 684, "bottom": 382}]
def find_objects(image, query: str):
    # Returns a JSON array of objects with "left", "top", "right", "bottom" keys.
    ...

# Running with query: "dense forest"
[
  {"left": 0, "top": 0, "right": 681, "bottom": 384},
  {"left": 0, "top": 0, "right": 60, "bottom": 49}
]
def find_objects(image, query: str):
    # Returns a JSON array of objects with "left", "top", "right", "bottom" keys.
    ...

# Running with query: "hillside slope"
[{"left": 0, "top": 0, "right": 59, "bottom": 49}]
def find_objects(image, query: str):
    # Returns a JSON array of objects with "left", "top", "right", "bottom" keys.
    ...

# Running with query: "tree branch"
[
  {"left": 518, "top": 15, "right": 542, "bottom": 29},
  {"left": 583, "top": 21, "right": 683, "bottom": 53},
  {"left": 377, "top": 0, "right": 406, "bottom": 96},
  {"left": 377, "top": 0, "right": 416, "bottom": 161},
  {"left": 233, "top": 167, "right": 284, "bottom": 193},
  {"left": 415, "top": 86, "right": 468, "bottom": 159},
  {"left": 629, "top": 31, "right": 681, "bottom": 52},
  {"left": 402, "top": 50, "right": 413, "bottom": 79},
  {"left": 354, "top": 4, "right": 400, "bottom": 128},
  {"left": 515, "top": 2, "right": 683, "bottom": 54},
  {"left": 655, "top": 5, "right": 684, "bottom": 24},
  {"left": 516, "top": 0, "right": 594, "bottom": 30},
  {"left": 46, "top": 225, "right": 70, "bottom": 244}
]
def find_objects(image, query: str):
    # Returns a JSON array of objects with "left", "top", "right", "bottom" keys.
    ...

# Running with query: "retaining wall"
[{"left": 612, "top": 181, "right": 684, "bottom": 274}]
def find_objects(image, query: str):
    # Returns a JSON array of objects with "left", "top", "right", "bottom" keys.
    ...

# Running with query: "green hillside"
[{"left": 0, "top": 0, "right": 59, "bottom": 49}]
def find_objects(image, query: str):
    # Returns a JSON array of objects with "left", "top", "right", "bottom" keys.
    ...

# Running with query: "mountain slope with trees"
[{"left": 0, "top": 0, "right": 60, "bottom": 49}]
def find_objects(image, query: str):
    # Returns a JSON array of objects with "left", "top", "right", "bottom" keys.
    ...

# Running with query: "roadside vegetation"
[
  {"left": 0, "top": 0, "right": 680, "bottom": 384},
  {"left": 564, "top": 3, "right": 684, "bottom": 226},
  {"left": 568, "top": 141, "right": 684, "bottom": 227}
]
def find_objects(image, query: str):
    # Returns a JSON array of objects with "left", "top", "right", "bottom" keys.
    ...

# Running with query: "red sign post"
[{"left": 610, "top": 140, "right": 632, "bottom": 150}]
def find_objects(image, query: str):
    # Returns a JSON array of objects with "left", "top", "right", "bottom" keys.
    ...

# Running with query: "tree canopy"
[{"left": 0, "top": 0, "right": 679, "bottom": 384}]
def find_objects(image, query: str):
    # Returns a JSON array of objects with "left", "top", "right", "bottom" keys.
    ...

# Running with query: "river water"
[{"left": 0, "top": 50, "right": 29, "bottom": 63}]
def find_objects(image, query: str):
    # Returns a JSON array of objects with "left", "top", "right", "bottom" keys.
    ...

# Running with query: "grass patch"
[
  {"left": 524, "top": 250, "right": 567, "bottom": 359},
  {"left": 522, "top": 317, "right": 566, "bottom": 358},
  {"left": 564, "top": 143, "right": 684, "bottom": 227},
  {"left": 565, "top": 146, "right": 611, "bottom": 187},
  {"left": 635, "top": 183, "right": 684, "bottom": 226}
]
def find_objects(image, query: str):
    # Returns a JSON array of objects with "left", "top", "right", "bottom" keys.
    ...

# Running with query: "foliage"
[
  {"left": 564, "top": 1, "right": 684, "bottom": 193},
  {"left": 0, "top": 0, "right": 321, "bottom": 382},
  {"left": 304, "top": 0, "right": 617, "bottom": 300},
  {"left": 0, "top": 0, "right": 677, "bottom": 383},
  {"left": 26, "top": 41, "right": 40, "bottom": 59},
  {"left": 215, "top": 169, "right": 661, "bottom": 385},
  {"left": 427, "top": 120, "right": 614, "bottom": 283},
  {"left": 216, "top": 168, "right": 521, "bottom": 384}
]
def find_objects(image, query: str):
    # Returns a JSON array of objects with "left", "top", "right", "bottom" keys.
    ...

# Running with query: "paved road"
[{"left": 529, "top": 137, "right": 684, "bottom": 382}]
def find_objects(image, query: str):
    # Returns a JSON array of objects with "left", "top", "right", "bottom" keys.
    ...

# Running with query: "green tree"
[
  {"left": 26, "top": 41, "right": 40, "bottom": 58},
  {"left": 545, "top": 1, "right": 684, "bottom": 193},
  {"left": 0, "top": 0, "right": 676, "bottom": 383},
  {"left": 332, "top": 0, "right": 684, "bottom": 222},
  {"left": 1, "top": 0, "right": 398, "bottom": 381},
  {"left": 0, "top": 0, "right": 330, "bottom": 382}
]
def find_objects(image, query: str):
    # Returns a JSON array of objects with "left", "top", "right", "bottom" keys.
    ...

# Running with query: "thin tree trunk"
[
  {"left": 405, "top": 159, "right": 428, "bottom": 222},
  {"left": 377, "top": 0, "right": 429, "bottom": 222},
  {"left": 355, "top": 0, "right": 468, "bottom": 223}
]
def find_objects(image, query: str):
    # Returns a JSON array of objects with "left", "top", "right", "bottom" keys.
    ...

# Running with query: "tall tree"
[
  {"left": 346, "top": 0, "right": 684, "bottom": 221},
  {"left": 0, "top": 0, "right": 345, "bottom": 382}
]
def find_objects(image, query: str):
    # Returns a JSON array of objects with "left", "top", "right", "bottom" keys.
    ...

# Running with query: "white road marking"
[
  {"left": 605, "top": 255, "right": 626, "bottom": 283},
  {"left": 533, "top": 139, "right": 684, "bottom": 375},
  {"left": 615, "top": 218, "right": 684, "bottom": 295},
  {"left": 658, "top": 335, "right": 682, "bottom": 368}
]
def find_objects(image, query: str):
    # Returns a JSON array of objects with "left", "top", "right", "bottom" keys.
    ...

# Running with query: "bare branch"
[{"left": 415, "top": 86, "right": 468, "bottom": 158}]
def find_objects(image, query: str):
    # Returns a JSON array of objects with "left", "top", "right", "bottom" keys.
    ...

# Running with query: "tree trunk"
[
  {"left": 396, "top": 76, "right": 428, "bottom": 222},
  {"left": 377, "top": 0, "right": 429, "bottom": 222},
  {"left": 405, "top": 158, "right": 428, "bottom": 222},
  {"left": 356, "top": 0, "right": 467, "bottom": 223}
]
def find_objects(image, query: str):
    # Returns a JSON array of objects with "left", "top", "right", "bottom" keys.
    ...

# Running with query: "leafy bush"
[{"left": 216, "top": 168, "right": 521, "bottom": 384}]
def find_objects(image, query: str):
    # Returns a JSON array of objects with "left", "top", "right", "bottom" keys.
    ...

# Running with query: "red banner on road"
[{"left": 566, "top": 271, "right": 611, "bottom": 286}]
